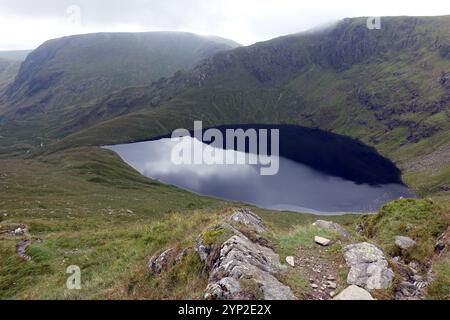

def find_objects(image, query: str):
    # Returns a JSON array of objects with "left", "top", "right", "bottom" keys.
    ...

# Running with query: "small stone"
[
  {"left": 330, "top": 291, "right": 337, "bottom": 298},
  {"left": 315, "top": 236, "right": 331, "bottom": 246},
  {"left": 412, "top": 275, "right": 423, "bottom": 282},
  {"left": 409, "top": 261, "right": 420, "bottom": 271},
  {"left": 126, "top": 209, "right": 133, "bottom": 214},
  {"left": 415, "top": 281, "right": 427, "bottom": 289},
  {"left": 327, "top": 281, "right": 337, "bottom": 289},
  {"left": 356, "top": 223, "right": 364, "bottom": 235},
  {"left": 395, "top": 236, "right": 416, "bottom": 250},
  {"left": 311, "top": 284, "right": 319, "bottom": 289},
  {"left": 334, "top": 285, "right": 375, "bottom": 300},
  {"left": 327, "top": 275, "right": 336, "bottom": 281},
  {"left": 401, "top": 288, "right": 411, "bottom": 296},
  {"left": 14, "top": 228, "right": 23, "bottom": 235},
  {"left": 286, "top": 256, "right": 295, "bottom": 267}
]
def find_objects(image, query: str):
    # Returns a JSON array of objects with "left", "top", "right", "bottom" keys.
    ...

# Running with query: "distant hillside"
[
  {"left": 0, "top": 50, "right": 32, "bottom": 61},
  {"left": 0, "top": 32, "right": 239, "bottom": 117},
  {"left": 50, "top": 16, "right": 450, "bottom": 196}
]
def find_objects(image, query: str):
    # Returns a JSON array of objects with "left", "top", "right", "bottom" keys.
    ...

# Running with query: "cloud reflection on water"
[{"left": 106, "top": 137, "right": 415, "bottom": 215}]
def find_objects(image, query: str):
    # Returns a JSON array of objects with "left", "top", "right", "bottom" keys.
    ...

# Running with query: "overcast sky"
[{"left": 0, "top": 0, "right": 449, "bottom": 50}]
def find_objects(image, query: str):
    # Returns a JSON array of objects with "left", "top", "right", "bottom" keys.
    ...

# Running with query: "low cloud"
[{"left": 0, "top": 0, "right": 449, "bottom": 49}]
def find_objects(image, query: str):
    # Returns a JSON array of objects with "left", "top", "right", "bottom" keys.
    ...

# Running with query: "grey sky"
[{"left": 0, "top": 0, "right": 449, "bottom": 50}]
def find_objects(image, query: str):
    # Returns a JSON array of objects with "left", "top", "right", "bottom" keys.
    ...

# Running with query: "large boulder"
[
  {"left": 334, "top": 285, "right": 375, "bottom": 300},
  {"left": 196, "top": 209, "right": 296, "bottom": 300},
  {"left": 313, "top": 220, "right": 351, "bottom": 239},
  {"left": 344, "top": 242, "right": 394, "bottom": 290}
]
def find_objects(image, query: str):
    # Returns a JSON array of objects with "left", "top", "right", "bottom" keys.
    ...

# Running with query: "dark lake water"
[{"left": 105, "top": 125, "right": 415, "bottom": 215}]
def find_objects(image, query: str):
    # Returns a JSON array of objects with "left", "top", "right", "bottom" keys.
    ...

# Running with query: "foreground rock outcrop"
[
  {"left": 344, "top": 242, "right": 394, "bottom": 290},
  {"left": 195, "top": 209, "right": 296, "bottom": 300}
]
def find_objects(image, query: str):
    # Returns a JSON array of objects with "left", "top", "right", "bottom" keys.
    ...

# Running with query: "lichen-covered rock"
[
  {"left": 196, "top": 209, "right": 296, "bottom": 300},
  {"left": 228, "top": 209, "right": 267, "bottom": 234},
  {"left": 395, "top": 236, "right": 416, "bottom": 250},
  {"left": 334, "top": 285, "right": 375, "bottom": 300},
  {"left": 313, "top": 220, "right": 351, "bottom": 239},
  {"left": 148, "top": 248, "right": 174, "bottom": 274},
  {"left": 344, "top": 242, "right": 394, "bottom": 290},
  {"left": 205, "top": 278, "right": 242, "bottom": 300}
]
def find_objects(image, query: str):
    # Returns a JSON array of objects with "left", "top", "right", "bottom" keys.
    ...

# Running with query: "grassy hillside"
[
  {"left": 0, "top": 32, "right": 239, "bottom": 152},
  {"left": 1, "top": 148, "right": 447, "bottom": 299},
  {"left": 2, "top": 32, "right": 238, "bottom": 112},
  {"left": 0, "top": 147, "right": 355, "bottom": 299}
]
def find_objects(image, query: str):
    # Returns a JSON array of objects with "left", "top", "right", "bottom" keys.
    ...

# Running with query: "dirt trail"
[
  {"left": 294, "top": 247, "right": 342, "bottom": 300},
  {"left": 1, "top": 224, "right": 41, "bottom": 261}
]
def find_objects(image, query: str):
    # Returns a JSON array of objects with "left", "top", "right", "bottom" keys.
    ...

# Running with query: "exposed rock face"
[
  {"left": 395, "top": 236, "right": 416, "bottom": 250},
  {"left": 313, "top": 220, "right": 351, "bottom": 239},
  {"left": 344, "top": 242, "right": 394, "bottom": 290},
  {"left": 148, "top": 248, "right": 174, "bottom": 274},
  {"left": 196, "top": 209, "right": 296, "bottom": 300},
  {"left": 334, "top": 285, "right": 375, "bottom": 300},
  {"left": 228, "top": 209, "right": 267, "bottom": 234}
]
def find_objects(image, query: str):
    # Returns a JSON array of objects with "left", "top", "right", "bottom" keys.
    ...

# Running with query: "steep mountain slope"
[
  {"left": 0, "top": 32, "right": 239, "bottom": 117},
  {"left": 0, "top": 51, "right": 31, "bottom": 95},
  {"left": 0, "top": 59, "right": 21, "bottom": 93},
  {"left": 48, "top": 16, "right": 450, "bottom": 196},
  {"left": 0, "top": 32, "right": 239, "bottom": 155}
]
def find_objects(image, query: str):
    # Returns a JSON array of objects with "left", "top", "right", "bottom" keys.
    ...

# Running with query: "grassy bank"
[{"left": 0, "top": 147, "right": 360, "bottom": 299}]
